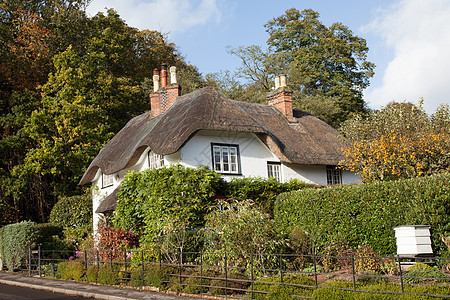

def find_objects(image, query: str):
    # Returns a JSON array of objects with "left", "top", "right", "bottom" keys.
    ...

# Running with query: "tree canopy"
[
  {"left": 339, "top": 102, "right": 450, "bottom": 182},
  {"left": 0, "top": 3, "right": 203, "bottom": 224},
  {"left": 220, "top": 8, "right": 375, "bottom": 127}
]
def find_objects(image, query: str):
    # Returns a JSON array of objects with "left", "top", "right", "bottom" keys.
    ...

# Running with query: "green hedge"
[
  {"left": 274, "top": 173, "right": 450, "bottom": 255},
  {"left": 224, "top": 177, "right": 312, "bottom": 216},
  {"left": 1, "top": 221, "right": 37, "bottom": 271},
  {"left": 50, "top": 193, "right": 92, "bottom": 229}
]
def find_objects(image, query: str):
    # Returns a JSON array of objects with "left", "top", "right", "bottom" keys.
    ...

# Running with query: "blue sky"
[{"left": 86, "top": 0, "right": 450, "bottom": 113}]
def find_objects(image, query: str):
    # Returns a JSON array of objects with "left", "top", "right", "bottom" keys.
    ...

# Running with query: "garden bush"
[
  {"left": 404, "top": 265, "right": 448, "bottom": 284},
  {"left": 86, "top": 265, "right": 98, "bottom": 283},
  {"left": 208, "top": 272, "right": 250, "bottom": 296},
  {"left": 223, "top": 177, "right": 311, "bottom": 216},
  {"left": 57, "top": 261, "right": 85, "bottom": 281},
  {"left": 249, "top": 273, "right": 315, "bottom": 299},
  {"left": 97, "top": 263, "right": 118, "bottom": 285},
  {"left": 313, "top": 281, "right": 450, "bottom": 299},
  {"left": 274, "top": 173, "right": 450, "bottom": 255},
  {"left": 1, "top": 221, "right": 37, "bottom": 271},
  {"left": 49, "top": 193, "right": 92, "bottom": 243}
]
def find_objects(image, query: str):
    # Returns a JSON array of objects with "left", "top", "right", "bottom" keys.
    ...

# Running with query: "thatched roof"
[
  {"left": 80, "top": 87, "right": 343, "bottom": 185},
  {"left": 95, "top": 184, "right": 121, "bottom": 213}
]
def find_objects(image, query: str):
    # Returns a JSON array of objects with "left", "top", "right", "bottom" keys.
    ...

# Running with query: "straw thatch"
[{"left": 80, "top": 87, "right": 343, "bottom": 185}]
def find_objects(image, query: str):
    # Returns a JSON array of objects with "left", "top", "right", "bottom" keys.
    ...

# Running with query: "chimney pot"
[
  {"left": 161, "top": 63, "right": 168, "bottom": 88},
  {"left": 274, "top": 76, "right": 280, "bottom": 89},
  {"left": 152, "top": 68, "right": 160, "bottom": 92},
  {"left": 170, "top": 66, "right": 177, "bottom": 84},
  {"left": 280, "top": 74, "right": 287, "bottom": 87}
]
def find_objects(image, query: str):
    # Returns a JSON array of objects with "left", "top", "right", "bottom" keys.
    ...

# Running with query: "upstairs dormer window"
[
  {"left": 211, "top": 143, "right": 240, "bottom": 174},
  {"left": 148, "top": 151, "right": 164, "bottom": 170},
  {"left": 102, "top": 173, "right": 114, "bottom": 188}
]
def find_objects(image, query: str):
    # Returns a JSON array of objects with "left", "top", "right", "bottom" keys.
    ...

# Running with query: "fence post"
[
  {"left": 224, "top": 252, "right": 228, "bottom": 297},
  {"left": 84, "top": 250, "right": 87, "bottom": 275},
  {"left": 124, "top": 250, "right": 127, "bottom": 286},
  {"left": 141, "top": 250, "right": 145, "bottom": 287},
  {"left": 397, "top": 256, "right": 404, "bottom": 294},
  {"left": 38, "top": 246, "right": 41, "bottom": 277},
  {"left": 251, "top": 254, "right": 254, "bottom": 300},
  {"left": 200, "top": 252, "right": 203, "bottom": 294},
  {"left": 28, "top": 246, "right": 31, "bottom": 276},
  {"left": 351, "top": 256, "right": 356, "bottom": 291},
  {"left": 52, "top": 250, "right": 55, "bottom": 277},
  {"left": 179, "top": 251, "right": 182, "bottom": 292},
  {"left": 159, "top": 250, "right": 162, "bottom": 270},
  {"left": 96, "top": 249, "right": 100, "bottom": 272},
  {"left": 313, "top": 254, "right": 318, "bottom": 289},
  {"left": 279, "top": 254, "right": 283, "bottom": 283}
]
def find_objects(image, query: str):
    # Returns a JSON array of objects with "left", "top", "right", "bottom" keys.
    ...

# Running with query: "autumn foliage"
[{"left": 340, "top": 102, "right": 450, "bottom": 182}]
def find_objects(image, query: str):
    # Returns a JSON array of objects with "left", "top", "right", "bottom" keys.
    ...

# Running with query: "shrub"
[
  {"left": 1, "top": 221, "right": 37, "bottom": 271},
  {"left": 354, "top": 245, "right": 381, "bottom": 273},
  {"left": 208, "top": 272, "right": 250, "bottom": 296},
  {"left": 97, "top": 263, "right": 118, "bottom": 285},
  {"left": 404, "top": 266, "right": 448, "bottom": 284},
  {"left": 50, "top": 193, "right": 92, "bottom": 229},
  {"left": 57, "top": 261, "right": 85, "bottom": 281},
  {"left": 86, "top": 265, "right": 98, "bottom": 283},
  {"left": 183, "top": 268, "right": 218, "bottom": 294},
  {"left": 249, "top": 273, "right": 315, "bottom": 299},
  {"left": 223, "top": 177, "right": 311, "bottom": 216},
  {"left": 34, "top": 223, "right": 71, "bottom": 251},
  {"left": 274, "top": 173, "right": 450, "bottom": 255},
  {"left": 97, "top": 224, "right": 138, "bottom": 261},
  {"left": 114, "top": 165, "right": 222, "bottom": 248}
]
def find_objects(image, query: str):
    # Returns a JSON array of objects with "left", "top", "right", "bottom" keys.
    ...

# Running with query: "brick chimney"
[
  {"left": 150, "top": 64, "right": 181, "bottom": 118},
  {"left": 266, "top": 74, "right": 293, "bottom": 120}
]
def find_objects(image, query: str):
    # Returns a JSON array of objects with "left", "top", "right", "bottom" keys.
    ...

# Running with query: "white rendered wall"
[{"left": 178, "top": 130, "right": 280, "bottom": 180}]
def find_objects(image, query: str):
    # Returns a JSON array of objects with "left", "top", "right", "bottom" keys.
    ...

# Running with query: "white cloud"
[
  {"left": 86, "top": 0, "right": 222, "bottom": 35},
  {"left": 364, "top": 0, "right": 450, "bottom": 112}
]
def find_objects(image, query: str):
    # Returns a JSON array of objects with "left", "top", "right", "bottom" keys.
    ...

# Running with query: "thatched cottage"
[{"left": 80, "top": 64, "right": 359, "bottom": 230}]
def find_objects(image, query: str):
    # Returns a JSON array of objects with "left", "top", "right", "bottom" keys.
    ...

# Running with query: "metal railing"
[{"left": 25, "top": 248, "right": 450, "bottom": 299}]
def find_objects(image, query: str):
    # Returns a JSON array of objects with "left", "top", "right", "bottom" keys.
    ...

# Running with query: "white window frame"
[
  {"left": 102, "top": 173, "right": 114, "bottom": 188},
  {"left": 326, "top": 166, "right": 342, "bottom": 185},
  {"left": 267, "top": 162, "right": 282, "bottom": 182},
  {"left": 211, "top": 143, "right": 240, "bottom": 174},
  {"left": 148, "top": 151, "right": 164, "bottom": 170}
]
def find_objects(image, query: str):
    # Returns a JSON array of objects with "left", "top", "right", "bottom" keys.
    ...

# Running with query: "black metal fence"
[{"left": 25, "top": 247, "right": 450, "bottom": 299}]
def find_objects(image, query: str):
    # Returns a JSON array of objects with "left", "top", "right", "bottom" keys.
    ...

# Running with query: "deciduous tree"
[{"left": 339, "top": 102, "right": 450, "bottom": 182}]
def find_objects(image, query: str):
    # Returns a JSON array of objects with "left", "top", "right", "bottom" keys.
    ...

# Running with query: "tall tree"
[
  {"left": 226, "top": 8, "right": 375, "bottom": 127},
  {"left": 1, "top": 6, "right": 202, "bottom": 223}
]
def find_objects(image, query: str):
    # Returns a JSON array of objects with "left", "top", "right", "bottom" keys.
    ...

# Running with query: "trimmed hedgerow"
[
  {"left": 274, "top": 173, "right": 450, "bottom": 255},
  {"left": 223, "top": 177, "right": 312, "bottom": 216},
  {"left": 1, "top": 221, "right": 37, "bottom": 271}
]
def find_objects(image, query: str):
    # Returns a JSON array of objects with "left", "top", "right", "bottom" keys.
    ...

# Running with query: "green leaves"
[
  {"left": 113, "top": 165, "right": 222, "bottom": 248},
  {"left": 274, "top": 173, "right": 450, "bottom": 256}
]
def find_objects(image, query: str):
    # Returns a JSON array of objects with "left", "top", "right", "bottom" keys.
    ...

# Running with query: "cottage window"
[
  {"left": 102, "top": 173, "right": 114, "bottom": 188},
  {"left": 211, "top": 143, "right": 240, "bottom": 174},
  {"left": 148, "top": 151, "right": 164, "bottom": 170},
  {"left": 267, "top": 162, "right": 282, "bottom": 182},
  {"left": 326, "top": 166, "right": 342, "bottom": 185}
]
